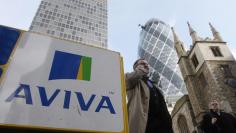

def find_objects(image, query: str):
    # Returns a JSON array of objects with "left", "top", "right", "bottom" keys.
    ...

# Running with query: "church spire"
[
  {"left": 187, "top": 22, "right": 199, "bottom": 44},
  {"left": 171, "top": 27, "right": 186, "bottom": 57},
  {"left": 171, "top": 27, "right": 180, "bottom": 43},
  {"left": 209, "top": 22, "right": 223, "bottom": 41}
]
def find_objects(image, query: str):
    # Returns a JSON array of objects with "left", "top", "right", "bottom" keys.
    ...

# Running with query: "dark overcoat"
[{"left": 200, "top": 110, "right": 236, "bottom": 133}]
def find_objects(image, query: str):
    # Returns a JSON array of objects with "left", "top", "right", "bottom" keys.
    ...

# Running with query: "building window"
[
  {"left": 210, "top": 46, "right": 223, "bottom": 57},
  {"left": 178, "top": 115, "right": 190, "bottom": 133},
  {"left": 220, "top": 65, "right": 233, "bottom": 78},
  {"left": 199, "top": 73, "right": 207, "bottom": 88},
  {"left": 191, "top": 54, "right": 199, "bottom": 68}
]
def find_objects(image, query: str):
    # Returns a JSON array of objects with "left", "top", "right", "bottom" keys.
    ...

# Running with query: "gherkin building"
[{"left": 138, "top": 18, "right": 187, "bottom": 102}]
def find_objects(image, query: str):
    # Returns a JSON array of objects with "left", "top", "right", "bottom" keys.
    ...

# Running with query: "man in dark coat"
[
  {"left": 200, "top": 100, "right": 236, "bottom": 133},
  {"left": 125, "top": 58, "right": 173, "bottom": 133}
]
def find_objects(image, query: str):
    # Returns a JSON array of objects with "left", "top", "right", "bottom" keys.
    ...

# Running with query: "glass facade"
[
  {"left": 138, "top": 19, "right": 187, "bottom": 102},
  {"left": 30, "top": 0, "right": 107, "bottom": 48}
]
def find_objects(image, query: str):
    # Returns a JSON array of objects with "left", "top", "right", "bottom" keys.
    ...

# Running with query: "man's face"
[
  {"left": 210, "top": 100, "right": 220, "bottom": 111},
  {"left": 136, "top": 60, "right": 149, "bottom": 75}
]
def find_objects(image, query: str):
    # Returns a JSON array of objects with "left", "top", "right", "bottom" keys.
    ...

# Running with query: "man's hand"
[
  {"left": 135, "top": 65, "right": 149, "bottom": 76},
  {"left": 211, "top": 117, "right": 217, "bottom": 124}
]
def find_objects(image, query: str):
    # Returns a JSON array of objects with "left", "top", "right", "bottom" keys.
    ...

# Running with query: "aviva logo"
[{"left": 49, "top": 51, "right": 92, "bottom": 81}]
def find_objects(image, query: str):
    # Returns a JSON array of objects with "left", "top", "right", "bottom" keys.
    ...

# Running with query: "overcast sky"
[{"left": 0, "top": 0, "right": 235, "bottom": 72}]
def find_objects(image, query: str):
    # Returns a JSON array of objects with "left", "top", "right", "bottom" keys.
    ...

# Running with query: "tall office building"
[
  {"left": 138, "top": 18, "right": 187, "bottom": 103},
  {"left": 30, "top": 0, "right": 108, "bottom": 48}
]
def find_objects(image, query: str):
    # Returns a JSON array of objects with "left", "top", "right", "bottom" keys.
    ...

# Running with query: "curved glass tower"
[{"left": 138, "top": 18, "right": 187, "bottom": 102}]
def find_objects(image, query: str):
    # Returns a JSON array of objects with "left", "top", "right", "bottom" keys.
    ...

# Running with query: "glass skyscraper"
[
  {"left": 138, "top": 18, "right": 187, "bottom": 102},
  {"left": 30, "top": 0, "right": 107, "bottom": 48}
]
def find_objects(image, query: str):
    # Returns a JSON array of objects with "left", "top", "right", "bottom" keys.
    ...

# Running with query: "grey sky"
[{"left": 0, "top": 0, "right": 235, "bottom": 72}]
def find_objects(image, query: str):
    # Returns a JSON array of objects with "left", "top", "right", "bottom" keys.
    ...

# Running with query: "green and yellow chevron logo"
[{"left": 49, "top": 51, "right": 92, "bottom": 81}]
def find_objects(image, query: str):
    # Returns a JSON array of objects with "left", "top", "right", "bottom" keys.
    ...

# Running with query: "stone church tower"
[{"left": 171, "top": 23, "right": 236, "bottom": 133}]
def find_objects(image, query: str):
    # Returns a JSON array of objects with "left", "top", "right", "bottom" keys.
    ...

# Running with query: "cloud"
[{"left": 168, "top": 16, "right": 176, "bottom": 27}]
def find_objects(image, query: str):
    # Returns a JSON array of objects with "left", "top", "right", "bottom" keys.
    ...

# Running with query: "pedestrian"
[
  {"left": 200, "top": 99, "right": 236, "bottom": 133},
  {"left": 125, "top": 58, "right": 173, "bottom": 133}
]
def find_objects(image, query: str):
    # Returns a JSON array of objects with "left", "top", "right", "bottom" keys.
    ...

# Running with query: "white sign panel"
[{"left": 0, "top": 32, "right": 127, "bottom": 132}]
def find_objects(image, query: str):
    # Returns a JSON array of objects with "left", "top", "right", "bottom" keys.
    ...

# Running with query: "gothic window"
[
  {"left": 210, "top": 46, "right": 223, "bottom": 57},
  {"left": 220, "top": 65, "right": 236, "bottom": 88},
  {"left": 178, "top": 115, "right": 190, "bottom": 133},
  {"left": 220, "top": 65, "right": 233, "bottom": 78},
  {"left": 191, "top": 54, "right": 199, "bottom": 68}
]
